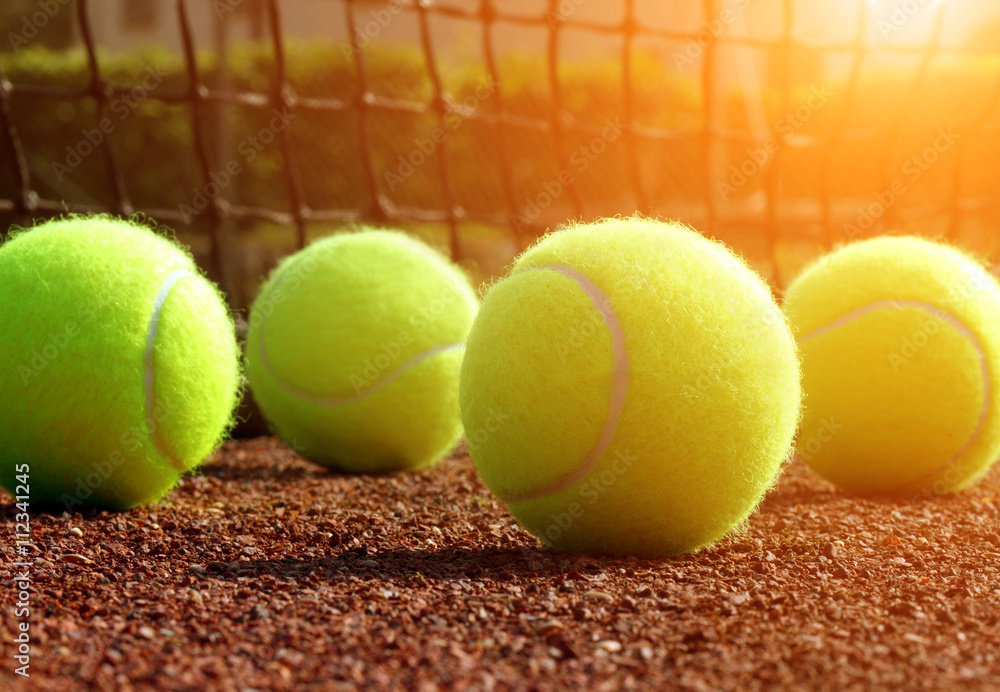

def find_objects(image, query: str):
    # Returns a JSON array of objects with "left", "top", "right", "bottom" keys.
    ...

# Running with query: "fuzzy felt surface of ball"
[
  {"left": 785, "top": 236, "right": 1000, "bottom": 496},
  {"left": 459, "top": 217, "right": 802, "bottom": 557},
  {"left": 246, "top": 229, "right": 478, "bottom": 473},
  {"left": 0, "top": 216, "right": 241, "bottom": 510}
]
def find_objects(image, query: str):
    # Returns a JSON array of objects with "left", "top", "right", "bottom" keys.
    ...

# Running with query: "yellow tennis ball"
[
  {"left": 785, "top": 236, "right": 1000, "bottom": 496},
  {"left": 0, "top": 216, "right": 241, "bottom": 510},
  {"left": 246, "top": 229, "right": 478, "bottom": 473},
  {"left": 460, "top": 217, "right": 802, "bottom": 557}
]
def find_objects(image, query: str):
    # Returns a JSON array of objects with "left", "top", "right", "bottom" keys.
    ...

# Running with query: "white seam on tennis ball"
[
  {"left": 145, "top": 267, "right": 193, "bottom": 474},
  {"left": 260, "top": 339, "right": 464, "bottom": 406},
  {"left": 255, "top": 254, "right": 466, "bottom": 406},
  {"left": 798, "top": 299, "right": 990, "bottom": 490},
  {"left": 503, "top": 264, "right": 630, "bottom": 504}
]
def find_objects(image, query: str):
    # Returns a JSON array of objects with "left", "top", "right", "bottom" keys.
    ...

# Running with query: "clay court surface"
[{"left": 2, "top": 438, "right": 1000, "bottom": 691}]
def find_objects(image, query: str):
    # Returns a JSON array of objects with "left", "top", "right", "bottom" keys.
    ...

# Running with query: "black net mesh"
[{"left": 2, "top": 0, "right": 999, "bottom": 306}]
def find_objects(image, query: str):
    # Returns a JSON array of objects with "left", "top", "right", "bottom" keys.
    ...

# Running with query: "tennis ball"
[
  {"left": 246, "top": 229, "right": 478, "bottom": 473},
  {"left": 0, "top": 216, "right": 241, "bottom": 510},
  {"left": 785, "top": 236, "right": 1000, "bottom": 496},
  {"left": 459, "top": 217, "right": 802, "bottom": 557}
]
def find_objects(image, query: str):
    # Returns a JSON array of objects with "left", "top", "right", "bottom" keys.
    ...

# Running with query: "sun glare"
[
  {"left": 862, "top": 0, "right": 959, "bottom": 44},
  {"left": 864, "top": 0, "right": 949, "bottom": 10}
]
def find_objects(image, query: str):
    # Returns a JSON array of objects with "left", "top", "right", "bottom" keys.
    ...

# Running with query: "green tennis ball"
[
  {"left": 460, "top": 217, "right": 802, "bottom": 557},
  {"left": 246, "top": 229, "right": 478, "bottom": 473},
  {"left": 785, "top": 236, "right": 1000, "bottom": 496},
  {"left": 0, "top": 216, "right": 241, "bottom": 510}
]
